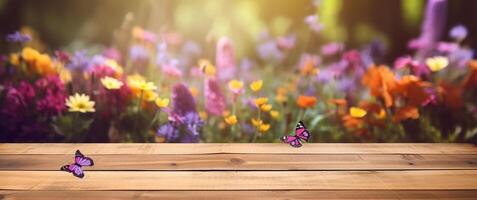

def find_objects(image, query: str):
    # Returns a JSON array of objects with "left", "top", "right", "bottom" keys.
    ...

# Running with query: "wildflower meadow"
[{"left": 1, "top": 0, "right": 477, "bottom": 143}]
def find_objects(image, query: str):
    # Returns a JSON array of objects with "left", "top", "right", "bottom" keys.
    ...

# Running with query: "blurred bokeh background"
[{"left": 0, "top": 0, "right": 476, "bottom": 63}]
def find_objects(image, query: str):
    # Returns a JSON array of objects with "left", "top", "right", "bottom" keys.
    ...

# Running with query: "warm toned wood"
[
  {"left": 0, "top": 143, "right": 476, "bottom": 155},
  {"left": 1, "top": 154, "right": 476, "bottom": 171},
  {"left": 1, "top": 190, "right": 477, "bottom": 200},
  {"left": 1, "top": 170, "right": 477, "bottom": 190}
]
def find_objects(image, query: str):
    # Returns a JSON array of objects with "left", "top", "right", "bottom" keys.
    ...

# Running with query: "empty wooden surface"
[{"left": 0, "top": 143, "right": 476, "bottom": 199}]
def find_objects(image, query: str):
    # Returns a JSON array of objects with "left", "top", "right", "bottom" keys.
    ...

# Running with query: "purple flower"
[
  {"left": 204, "top": 78, "right": 226, "bottom": 116},
  {"left": 437, "top": 42, "right": 459, "bottom": 53},
  {"left": 157, "top": 123, "right": 179, "bottom": 142},
  {"left": 216, "top": 37, "right": 236, "bottom": 80},
  {"left": 321, "top": 43, "right": 344, "bottom": 56},
  {"left": 129, "top": 44, "right": 149, "bottom": 62},
  {"left": 449, "top": 48, "right": 474, "bottom": 69},
  {"left": 180, "top": 112, "right": 203, "bottom": 142},
  {"left": 336, "top": 78, "right": 357, "bottom": 94},
  {"left": 304, "top": 15, "right": 323, "bottom": 33},
  {"left": 257, "top": 40, "right": 284, "bottom": 62},
  {"left": 449, "top": 24, "right": 467, "bottom": 41},
  {"left": 155, "top": 42, "right": 170, "bottom": 66},
  {"left": 6, "top": 31, "right": 31, "bottom": 43},
  {"left": 67, "top": 50, "right": 91, "bottom": 71},
  {"left": 315, "top": 67, "right": 337, "bottom": 83},
  {"left": 171, "top": 83, "right": 197, "bottom": 117},
  {"left": 409, "top": 0, "right": 447, "bottom": 58}
]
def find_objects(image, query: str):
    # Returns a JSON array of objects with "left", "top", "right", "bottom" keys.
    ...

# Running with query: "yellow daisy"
[
  {"left": 100, "top": 76, "right": 123, "bottom": 90},
  {"left": 65, "top": 93, "right": 95, "bottom": 113}
]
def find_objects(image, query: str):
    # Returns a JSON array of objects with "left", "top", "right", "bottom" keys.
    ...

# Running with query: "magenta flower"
[
  {"left": 204, "top": 78, "right": 226, "bottom": 116},
  {"left": 2, "top": 81, "right": 35, "bottom": 116},
  {"left": 216, "top": 37, "right": 236, "bottom": 80},
  {"left": 35, "top": 75, "right": 67, "bottom": 116}
]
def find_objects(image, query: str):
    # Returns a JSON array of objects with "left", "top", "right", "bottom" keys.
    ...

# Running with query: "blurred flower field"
[{"left": 1, "top": 0, "right": 477, "bottom": 143}]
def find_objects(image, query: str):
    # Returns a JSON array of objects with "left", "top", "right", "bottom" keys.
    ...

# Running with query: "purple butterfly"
[
  {"left": 60, "top": 150, "right": 94, "bottom": 178},
  {"left": 281, "top": 121, "right": 311, "bottom": 148}
]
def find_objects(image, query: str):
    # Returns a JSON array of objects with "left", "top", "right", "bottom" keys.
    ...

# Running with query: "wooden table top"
[{"left": 0, "top": 143, "right": 476, "bottom": 199}]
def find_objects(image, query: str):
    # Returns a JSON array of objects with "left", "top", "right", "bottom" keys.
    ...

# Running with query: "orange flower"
[
  {"left": 438, "top": 81, "right": 464, "bottom": 110},
  {"left": 394, "top": 75, "right": 431, "bottom": 106},
  {"left": 342, "top": 115, "right": 364, "bottom": 130},
  {"left": 296, "top": 95, "right": 317, "bottom": 108},
  {"left": 300, "top": 59, "right": 319, "bottom": 76},
  {"left": 392, "top": 106, "right": 419, "bottom": 122},
  {"left": 463, "top": 60, "right": 477, "bottom": 88},
  {"left": 362, "top": 65, "right": 397, "bottom": 107},
  {"left": 328, "top": 98, "right": 347, "bottom": 106}
]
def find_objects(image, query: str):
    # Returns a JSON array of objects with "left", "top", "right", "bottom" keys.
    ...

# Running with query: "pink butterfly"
[
  {"left": 61, "top": 150, "right": 94, "bottom": 178},
  {"left": 281, "top": 121, "right": 311, "bottom": 148}
]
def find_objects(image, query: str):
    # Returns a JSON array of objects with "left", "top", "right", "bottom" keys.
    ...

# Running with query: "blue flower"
[
  {"left": 129, "top": 45, "right": 149, "bottom": 62},
  {"left": 180, "top": 112, "right": 204, "bottom": 141},
  {"left": 6, "top": 31, "right": 31, "bottom": 43},
  {"left": 157, "top": 123, "right": 179, "bottom": 142},
  {"left": 67, "top": 50, "right": 91, "bottom": 71},
  {"left": 449, "top": 25, "right": 468, "bottom": 41}
]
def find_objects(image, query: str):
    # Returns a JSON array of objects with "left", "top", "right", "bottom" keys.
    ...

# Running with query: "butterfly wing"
[
  {"left": 295, "top": 121, "right": 311, "bottom": 142},
  {"left": 75, "top": 150, "right": 94, "bottom": 167},
  {"left": 61, "top": 164, "right": 84, "bottom": 178},
  {"left": 281, "top": 135, "right": 303, "bottom": 148}
]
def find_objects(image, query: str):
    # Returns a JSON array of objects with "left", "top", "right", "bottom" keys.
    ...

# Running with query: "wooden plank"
[
  {"left": 2, "top": 190, "right": 477, "bottom": 200},
  {"left": 1, "top": 154, "right": 476, "bottom": 171},
  {"left": 0, "top": 143, "right": 476, "bottom": 155},
  {"left": 1, "top": 170, "right": 476, "bottom": 190}
]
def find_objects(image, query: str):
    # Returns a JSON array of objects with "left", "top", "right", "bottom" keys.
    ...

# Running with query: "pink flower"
[
  {"left": 204, "top": 78, "right": 226, "bottom": 116},
  {"left": 276, "top": 35, "right": 296, "bottom": 50},
  {"left": 162, "top": 63, "right": 183, "bottom": 78},
  {"left": 216, "top": 37, "right": 236, "bottom": 80},
  {"left": 102, "top": 47, "right": 122, "bottom": 62}
]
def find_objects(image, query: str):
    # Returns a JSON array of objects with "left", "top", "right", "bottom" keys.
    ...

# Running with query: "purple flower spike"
[
  {"left": 171, "top": 83, "right": 197, "bottom": 117},
  {"left": 216, "top": 37, "right": 236, "bottom": 80},
  {"left": 204, "top": 78, "right": 226, "bottom": 116},
  {"left": 6, "top": 31, "right": 31, "bottom": 43}
]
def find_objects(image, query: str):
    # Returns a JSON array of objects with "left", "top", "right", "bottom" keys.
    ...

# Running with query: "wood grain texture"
[
  {"left": 1, "top": 170, "right": 477, "bottom": 190},
  {"left": 1, "top": 154, "right": 476, "bottom": 171},
  {"left": 2, "top": 190, "right": 477, "bottom": 200},
  {"left": 1, "top": 143, "right": 476, "bottom": 155}
]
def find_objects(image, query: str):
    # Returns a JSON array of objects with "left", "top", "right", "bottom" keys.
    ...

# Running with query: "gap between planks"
[
  {"left": 0, "top": 154, "right": 476, "bottom": 171},
  {"left": 1, "top": 190, "right": 477, "bottom": 200},
  {"left": 1, "top": 170, "right": 477, "bottom": 190},
  {"left": 0, "top": 143, "right": 476, "bottom": 155}
]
